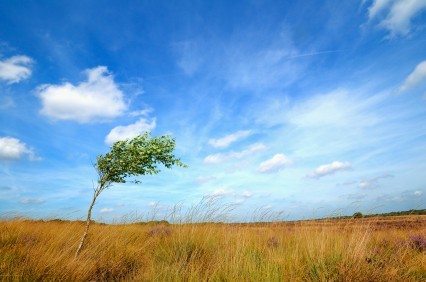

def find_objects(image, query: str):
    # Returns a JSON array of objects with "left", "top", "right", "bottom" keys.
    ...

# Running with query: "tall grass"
[{"left": 0, "top": 204, "right": 425, "bottom": 281}]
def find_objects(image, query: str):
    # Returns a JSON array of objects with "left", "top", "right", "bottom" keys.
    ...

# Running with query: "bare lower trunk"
[{"left": 75, "top": 190, "right": 99, "bottom": 258}]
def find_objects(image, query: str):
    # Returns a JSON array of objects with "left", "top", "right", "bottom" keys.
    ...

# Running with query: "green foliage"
[
  {"left": 353, "top": 212, "right": 363, "bottom": 219},
  {"left": 75, "top": 133, "right": 186, "bottom": 257},
  {"left": 96, "top": 132, "right": 186, "bottom": 187}
]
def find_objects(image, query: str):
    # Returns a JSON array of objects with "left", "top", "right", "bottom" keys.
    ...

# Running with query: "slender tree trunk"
[{"left": 75, "top": 189, "right": 99, "bottom": 258}]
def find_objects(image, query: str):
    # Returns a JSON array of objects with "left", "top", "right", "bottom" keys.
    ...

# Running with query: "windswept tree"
[{"left": 75, "top": 133, "right": 186, "bottom": 257}]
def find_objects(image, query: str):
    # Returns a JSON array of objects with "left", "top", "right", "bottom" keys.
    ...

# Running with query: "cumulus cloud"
[
  {"left": 203, "top": 143, "right": 266, "bottom": 164},
  {"left": 306, "top": 161, "right": 352, "bottom": 178},
  {"left": 0, "top": 137, "right": 38, "bottom": 161},
  {"left": 242, "top": 190, "right": 254, "bottom": 198},
  {"left": 367, "top": 0, "right": 426, "bottom": 37},
  {"left": 400, "top": 60, "right": 426, "bottom": 92},
  {"left": 0, "top": 55, "right": 33, "bottom": 84},
  {"left": 257, "top": 153, "right": 292, "bottom": 173},
  {"left": 208, "top": 130, "right": 252, "bottom": 148},
  {"left": 100, "top": 208, "right": 114, "bottom": 213},
  {"left": 105, "top": 118, "right": 156, "bottom": 145},
  {"left": 38, "top": 66, "right": 126, "bottom": 123},
  {"left": 20, "top": 198, "right": 44, "bottom": 205},
  {"left": 414, "top": 190, "right": 423, "bottom": 196}
]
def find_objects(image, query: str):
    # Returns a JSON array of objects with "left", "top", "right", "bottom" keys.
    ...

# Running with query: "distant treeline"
[{"left": 328, "top": 209, "right": 426, "bottom": 220}]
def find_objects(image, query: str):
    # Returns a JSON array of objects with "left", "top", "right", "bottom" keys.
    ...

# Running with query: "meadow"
[{"left": 1, "top": 212, "right": 425, "bottom": 281}]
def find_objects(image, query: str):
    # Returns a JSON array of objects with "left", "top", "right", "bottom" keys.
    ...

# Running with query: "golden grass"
[{"left": 0, "top": 216, "right": 425, "bottom": 281}]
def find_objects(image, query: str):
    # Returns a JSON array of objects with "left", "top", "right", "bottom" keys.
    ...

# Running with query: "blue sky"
[{"left": 0, "top": 0, "right": 425, "bottom": 222}]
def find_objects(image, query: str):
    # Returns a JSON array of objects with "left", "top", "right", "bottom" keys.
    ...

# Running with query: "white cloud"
[
  {"left": 208, "top": 130, "right": 252, "bottom": 148},
  {"left": 20, "top": 198, "right": 44, "bottom": 205},
  {"left": 0, "top": 137, "right": 38, "bottom": 161},
  {"left": 257, "top": 153, "right": 293, "bottom": 173},
  {"left": 0, "top": 55, "right": 33, "bottom": 84},
  {"left": 368, "top": 0, "right": 393, "bottom": 18},
  {"left": 358, "top": 174, "right": 393, "bottom": 189},
  {"left": 38, "top": 66, "right": 127, "bottom": 123},
  {"left": 203, "top": 143, "right": 266, "bottom": 164},
  {"left": 414, "top": 190, "right": 423, "bottom": 196},
  {"left": 148, "top": 201, "right": 157, "bottom": 207},
  {"left": 307, "top": 161, "right": 352, "bottom": 178},
  {"left": 242, "top": 190, "right": 254, "bottom": 198},
  {"left": 367, "top": 0, "right": 426, "bottom": 37},
  {"left": 100, "top": 208, "right": 114, "bottom": 213},
  {"left": 400, "top": 60, "right": 426, "bottom": 92},
  {"left": 105, "top": 118, "right": 156, "bottom": 145},
  {"left": 235, "top": 199, "right": 245, "bottom": 205},
  {"left": 129, "top": 108, "right": 153, "bottom": 117},
  {"left": 207, "top": 188, "right": 236, "bottom": 197}
]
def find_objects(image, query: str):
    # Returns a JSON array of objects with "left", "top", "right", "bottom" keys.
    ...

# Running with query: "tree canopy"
[{"left": 96, "top": 132, "right": 186, "bottom": 187}]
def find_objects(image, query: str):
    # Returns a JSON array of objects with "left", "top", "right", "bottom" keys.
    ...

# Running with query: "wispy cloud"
[
  {"left": 0, "top": 137, "right": 39, "bottom": 161},
  {"left": 307, "top": 161, "right": 352, "bottom": 178},
  {"left": 400, "top": 60, "right": 426, "bottom": 92},
  {"left": 207, "top": 188, "right": 236, "bottom": 197},
  {"left": 20, "top": 198, "right": 44, "bottom": 205},
  {"left": 38, "top": 66, "right": 126, "bottom": 123},
  {"left": 285, "top": 90, "right": 380, "bottom": 128},
  {"left": 367, "top": 0, "right": 426, "bottom": 37},
  {"left": 100, "top": 208, "right": 114, "bottom": 213},
  {"left": 105, "top": 118, "right": 156, "bottom": 145},
  {"left": 257, "top": 154, "right": 292, "bottom": 173},
  {"left": 173, "top": 40, "right": 203, "bottom": 75},
  {"left": 203, "top": 143, "right": 266, "bottom": 164},
  {"left": 208, "top": 130, "right": 251, "bottom": 148},
  {"left": 242, "top": 191, "right": 254, "bottom": 198},
  {"left": 358, "top": 174, "right": 393, "bottom": 189},
  {"left": 0, "top": 55, "right": 33, "bottom": 84}
]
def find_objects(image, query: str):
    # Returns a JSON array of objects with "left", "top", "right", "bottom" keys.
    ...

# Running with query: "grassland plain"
[{"left": 0, "top": 214, "right": 425, "bottom": 281}]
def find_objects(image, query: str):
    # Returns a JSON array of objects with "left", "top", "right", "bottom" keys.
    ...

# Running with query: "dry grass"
[{"left": 0, "top": 215, "right": 425, "bottom": 281}]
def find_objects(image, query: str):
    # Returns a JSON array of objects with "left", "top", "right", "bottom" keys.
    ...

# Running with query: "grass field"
[{"left": 1, "top": 214, "right": 425, "bottom": 281}]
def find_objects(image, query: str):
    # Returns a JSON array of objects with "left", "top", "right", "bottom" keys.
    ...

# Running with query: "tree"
[
  {"left": 75, "top": 133, "right": 186, "bottom": 257},
  {"left": 353, "top": 212, "right": 363, "bottom": 219}
]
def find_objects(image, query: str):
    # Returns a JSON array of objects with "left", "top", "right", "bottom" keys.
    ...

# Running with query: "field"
[{"left": 1, "top": 215, "right": 425, "bottom": 281}]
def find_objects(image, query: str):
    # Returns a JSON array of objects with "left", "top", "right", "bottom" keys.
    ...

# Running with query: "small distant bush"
[
  {"left": 408, "top": 234, "right": 426, "bottom": 252},
  {"left": 147, "top": 225, "right": 172, "bottom": 238},
  {"left": 353, "top": 212, "right": 363, "bottom": 219}
]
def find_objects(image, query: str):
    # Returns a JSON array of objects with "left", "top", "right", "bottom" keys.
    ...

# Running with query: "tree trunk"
[{"left": 75, "top": 189, "right": 99, "bottom": 258}]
